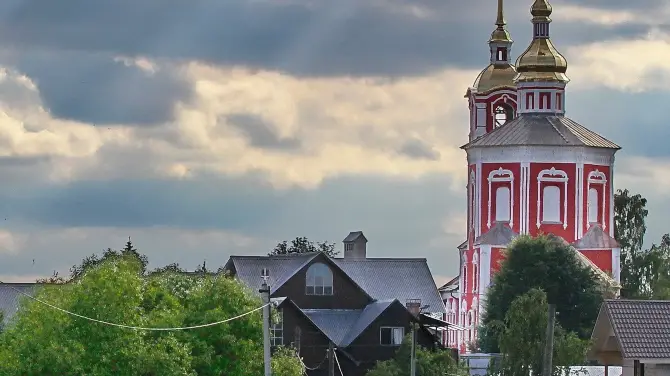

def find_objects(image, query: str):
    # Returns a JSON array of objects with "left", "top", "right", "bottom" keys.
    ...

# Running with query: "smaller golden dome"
[
  {"left": 531, "top": 0, "right": 552, "bottom": 18},
  {"left": 490, "top": 28, "right": 512, "bottom": 43},
  {"left": 474, "top": 64, "right": 517, "bottom": 93}
]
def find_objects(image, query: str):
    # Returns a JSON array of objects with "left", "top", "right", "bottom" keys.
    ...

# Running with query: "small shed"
[{"left": 589, "top": 300, "right": 670, "bottom": 376}]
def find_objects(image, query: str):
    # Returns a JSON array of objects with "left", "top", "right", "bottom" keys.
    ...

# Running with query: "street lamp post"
[{"left": 406, "top": 299, "right": 422, "bottom": 376}]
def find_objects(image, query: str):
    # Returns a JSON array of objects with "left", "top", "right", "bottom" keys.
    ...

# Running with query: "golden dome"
[
  {"left": 515, "top": 0, "right": 569, "bottom": 83},
  {"left": 489, "top": 0, "right": 512, "bottom": 43},
  {"left": 474, "top": 64, "right": 517, "bottom": 93},
  {"left": 531, "top": 0, "right": 552, "bottom": 18}
]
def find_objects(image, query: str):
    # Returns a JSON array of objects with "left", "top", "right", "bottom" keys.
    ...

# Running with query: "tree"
[
  {"left": 614, "top": 189, "right": 649, "bottom": 297},
  {"left": 366, "top": 334, "right": 467, "bottom": 376},
  {"left": 479, "top": 235, "right": 603, "bottom": 353},
  {"left": 271, "top": 346, "right": 305, "bottom": 376},
  {"left": 497, "top": 289, "right": 590, "bottom": 376},
  {"left": 9, "top": 251, "right": 302, "bottom": 375},
  {"left": 270, "top": 237, "right": 338, "bottom": 257}
]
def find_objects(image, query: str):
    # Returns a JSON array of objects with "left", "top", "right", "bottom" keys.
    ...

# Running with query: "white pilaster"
[
  {"left": 476, "top": 162, "right": 483, "bottom": 237},
  {"left": 521, "top": 162, "right": 530, "bottom": 234},
  {"left": 576, "top": 163, "right": 584, "bottom": 239},
  {"left": 612, "top": 247, "right": 621, "bottom": 283}
]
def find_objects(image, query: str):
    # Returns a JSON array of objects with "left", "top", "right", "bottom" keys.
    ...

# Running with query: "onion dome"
[{"left": 473, "top": 0, "right": 516, "bottom": 94}]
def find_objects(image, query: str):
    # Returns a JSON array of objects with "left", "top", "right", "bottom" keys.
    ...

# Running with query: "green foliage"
[
  {"left": 498, "top": 289, "right": 590, "bottom": 376},
  {"left": 480, "top": 235, "right": 602, "bottom": 353},
  {"left": 271, "top": 346, "right": 305, "bottom": 376},
  {"left": 4, "top": 248, "right": 297, "bottom": 375},
  {"left": 366, "top": 334, "right": 467, "bottom": 376},
  {"left": 271, "top": 236, "right": 339, "bottom": 257}
]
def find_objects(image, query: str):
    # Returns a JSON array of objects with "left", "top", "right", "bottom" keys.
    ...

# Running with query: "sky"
[{"left": 1, "top": 0, "right": 670, "bottom": 287}]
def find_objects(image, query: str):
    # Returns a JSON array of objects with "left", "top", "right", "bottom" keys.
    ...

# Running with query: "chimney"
[{"left": 343, "top": 231, "right": 368, "bottom": 260}]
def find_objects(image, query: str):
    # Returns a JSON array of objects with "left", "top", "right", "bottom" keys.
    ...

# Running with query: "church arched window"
[
  {"left": 588, "top": 188, "right": 599, "bottom": 224},
  {"left": 494, "top": 104, "right": 514, "bottom": 127},
  {"left": 495, "top": 186, "right": 511, "bottom": 222},
  {"left": 542, "top": 185, "right": 561, "bottom": 223}
]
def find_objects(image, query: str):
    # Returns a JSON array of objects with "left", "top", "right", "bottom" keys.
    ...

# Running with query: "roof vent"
[{"left": 343, "top": 231, "right": 368, "bottom": 260}]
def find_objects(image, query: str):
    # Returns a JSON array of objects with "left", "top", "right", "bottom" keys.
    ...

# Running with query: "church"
[{"left": 441, "top": 0, "right": 623, "bottom": 354}]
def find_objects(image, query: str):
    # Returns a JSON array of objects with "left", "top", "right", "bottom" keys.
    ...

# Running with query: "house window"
[
  {"left": 542, "top": 185, "right": 561, "bottom": 223},
  {"left": 380, "top": 327, "right": 404, "bottom": 346},
  {"left": 306, "top": 263, "right": 334, "bottom": 295},
  {"left": 495, "top": 186, "right": 511, "bottom": 222},
  {"left": 271, "top": 309, "right": 283, "bottom": 346},
  {"left": 344, "top": 243, "right": 353, "bottom": 252},
  {"left": 588, "top": 188, "right": 599, "bottom": 224}
]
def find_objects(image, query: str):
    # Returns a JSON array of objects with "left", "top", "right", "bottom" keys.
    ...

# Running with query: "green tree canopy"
[
  {"left": 498, "top": 289, "right": 590, "bottom": 376},
  {"left": 8, "top": 248, "right": 302, "bottom": 375},
  {"left": 366, "top": 334, "right": 467, "bottom": 376},
  {"left": 270, "top": 236, "right": 338, "bottom": 257},
  {"left": 479, "top": 235, "right": 603, "bottom": 353}
]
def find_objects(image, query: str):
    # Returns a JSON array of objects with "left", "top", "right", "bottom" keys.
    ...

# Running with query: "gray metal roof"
[
  {"left": 302, "top": 309, "right": 363, "bottom": 345},
  {"left": 605, "top": 299, "right": 670, "bottom": 359},
  {"left": 0, "top": 284, "right": 37, "bottom": 325},
  {"left": 343, "top": 231, "right": 367, "bottom": 243},
  {"left": 226, "top": 253, "right": 446, "bottom": 316},
  {"left": 340, "top": 300, "right": 395, "bottom": 346},
  {"left": 573, "top": 225, "right": 620, "bottom": 249},
  {"left": 462, "top": 115, "right": 620, "bottom": 150},
  {"left": 475, "top": 222, "right": 518, "bottom": 246}
]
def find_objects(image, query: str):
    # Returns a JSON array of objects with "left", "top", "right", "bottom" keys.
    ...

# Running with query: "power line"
[
  {"left": 1, "top": 281, "right": 269, "bottom": 331},
  {"left": 334, "top": 348, "right": 344, "bottom": 375},
  {"left": 298, "top": 351, "right": 329, "bottom": 371}
]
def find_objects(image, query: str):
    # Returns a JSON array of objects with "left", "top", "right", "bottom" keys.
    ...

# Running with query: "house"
[
  {"left": 223, "top": 231, "right": 452, "bottom": 376},
  {"left": 589, "top": 299, "right": 670, "bottom": 376}
]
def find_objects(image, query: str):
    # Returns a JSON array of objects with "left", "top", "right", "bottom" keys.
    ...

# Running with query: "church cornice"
[{"left": 467, "top": 146, "right": 616, "bottom": 165}]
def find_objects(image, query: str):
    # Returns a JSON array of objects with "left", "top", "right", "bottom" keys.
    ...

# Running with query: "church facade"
[{"left": 442, "top": 0, "right": 622, "bottom": 353}]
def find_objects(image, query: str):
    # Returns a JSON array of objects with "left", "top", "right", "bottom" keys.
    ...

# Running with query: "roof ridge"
[{"left": 546, "top": 116, "right": 570, "bottom": 144}]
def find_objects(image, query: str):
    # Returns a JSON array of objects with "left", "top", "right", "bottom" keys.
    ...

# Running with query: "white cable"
[
  {"left": 2, "top": 281, "right": 269, "bottom": 331},
  {"left": 334, "top": 348, "right": 344, "bottom": 375},
  {"left": 298, "top": 352, "right": 328, "bottom": 371}
]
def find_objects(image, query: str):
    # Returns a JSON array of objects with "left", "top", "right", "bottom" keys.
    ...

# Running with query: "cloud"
[
  {"left": 398, "top": 138, "right": 440, "bottom": 161},
  {"left": 226, "top": 113, "right": 301, "bottom": 151}
]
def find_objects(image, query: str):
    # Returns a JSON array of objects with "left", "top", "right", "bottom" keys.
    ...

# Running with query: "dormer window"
[
  {"left": 306, "top": 262, "right": 333, "bottom": 295},
  {"left": 345, "top": 243, "right": 353, "bottom": 252}
]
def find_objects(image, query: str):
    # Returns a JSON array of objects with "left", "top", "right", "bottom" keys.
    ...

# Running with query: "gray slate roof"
[
  {"left": 462, "top": 115, "right": 620, "bottom": 150},
  {"left": 475, "top": 222, "right": 518, "bottom": 246},
  {"left": 573, "top": 225, "right": 620, "bottom": 249},
  {"left": 226, "top": 253, "right": 445, "bottom": 315},
  {"left": 301, "top": 300, "right": 397, "bottom": 347},
  {"left": 605, "top": 299, "right": 670, "bottom": 359},
  {"left": 0, "top": 284, "right": 37, "bottom": 325},
  {"left": 343, "top": 231, "right": 367, "bottom": 243}
]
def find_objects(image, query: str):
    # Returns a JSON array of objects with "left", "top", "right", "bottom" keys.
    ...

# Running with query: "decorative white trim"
[
  {"left": 576, "top": 163, "right": 584, "bottom": 240},
  {"left": 472, "top": 88, "right": 518, "bottom": 101},
  {"left": 612, "top": 247, "right": 621, "bottom": 283},
  {"left": 609, "top": 167, "right": 615, "bottom": 237},
  {"left": 476, "top": 162, "right": 483, "bottom": 238},
  {"left": 587, "top": 170, "right": 608, "bottom": 230},
  {"left": 467, "top": 146, "right": 616, "bottom": 166},
  {"left": 537, "top": 168, "right": 569, "bottom": 229},
  {"left": 521, "top": 163, "right": 530, "bottom": 234},
  {"left": 487, "top": 168, "right": 514, "bottom": 228},
  {"left": 479, "top": 245, "right": 492, "bottom": 299},
  {"left": 469, "top": 170, "right": 476, "bottom": 232}
]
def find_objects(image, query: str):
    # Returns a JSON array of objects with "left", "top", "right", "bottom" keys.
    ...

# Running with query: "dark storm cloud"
[
  {"left": 0, "top": 0, "right": 655, "bottom": 77},
  {"left": 7, "top": 51, "right": 190, "bottom": 125},
  {"left": 226, "top": 113, "right": 301, "bottom": 151},
  {"left": 1, "top": 173, "right": 463, "bottom": 254},
  {"left": 398, "top": 139, "right": 440, "bottom": 161}
]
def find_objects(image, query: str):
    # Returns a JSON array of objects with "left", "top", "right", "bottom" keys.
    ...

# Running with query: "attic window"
[
  {"left": 306, "top": 262, "right": 333, "bottom": 295},
  {"left": 345, "top": 243, "right": 354, "bottom": 252},
  {"left": 380, "top": 327, "right": 404, "bottom": 346}
]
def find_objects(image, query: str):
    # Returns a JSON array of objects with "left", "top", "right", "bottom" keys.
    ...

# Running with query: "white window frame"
[
  {"left": 380, "top": 326, "right": 404, "bottom": 346},
  {"left": 488, "top": 168, "right": 514, "bottom": 228},
  {"left": 587, "top": 170, "right": 607, "bottom": 230},
  {"left": 536, "top": 168, "right": 568, "bottom": 229},
  {"left": 472, "top": 252, "right": 479, "bottom": 293},
  {"left": 305, "top": 262, "right": 334, "bottom": 296},
  {"left": 587, "top": 188, "right": 599, "bottom": 224},
  {"left": 271, "top": 309, "right": 283, "bottom": 347}
]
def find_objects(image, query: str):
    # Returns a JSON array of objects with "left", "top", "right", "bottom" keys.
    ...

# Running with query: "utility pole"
[
  {"left": 406, "top": 299, "right": 422, "bottom": 376},
  {"left": 260, "top": 268, "right": 272, "bottom": 376},
  {"left": 542, "top": 304, "right": 556, "bottom": 376},
  {"left": 328, "top": 341, "right": 335, "bottom": 376}
]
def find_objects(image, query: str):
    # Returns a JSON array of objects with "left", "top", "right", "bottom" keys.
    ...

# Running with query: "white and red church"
[{"left": 441, "top": 0, "right": 622, "bottom": 353}]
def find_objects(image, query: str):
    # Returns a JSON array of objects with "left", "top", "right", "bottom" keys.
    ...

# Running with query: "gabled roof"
[
  {"left": 573, "top": 225, "right": 620, "bottom": 249},
  {"left": 343, "top": 231, "right": 367, "bottom": 243},
  {"left": 601, "top": 300, "right": 670, "bottom": 359},
  {"left": 340, "top": 300, "right": 396, "bottom": 346},
  {"left": 475, "top": 222, "right": 518, "bottom": 246},
  {"left": 461, "top": 115, "right": 620, "bottom": 150},
  {"left": 457, "top": 240, "right": 468, "bottom": 250},
  {"left": 438, "top": 276, "right": 459, "bottom": 292},
  {"left": 226, "top": 253, "right": 446, "bottom": 315}
]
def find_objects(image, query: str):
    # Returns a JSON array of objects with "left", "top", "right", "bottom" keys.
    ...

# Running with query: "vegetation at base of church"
[
  {"left": 614, "top": 189, "right": 670, "bottom": 299},
  {"left": 6, "top": 245, "right": 302, "bottom": 375},
  {"left": 270, "top": 236, "right": 338, "bottom": 257},
  {"left": 478, "top": 235, "right": 602, "bottom": 353},
  {"left": 496, "top": 289, "right": 590, "bottom": 376},
  {"left": 366, "top": 334, "right": 468, "bottom": 376}
]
